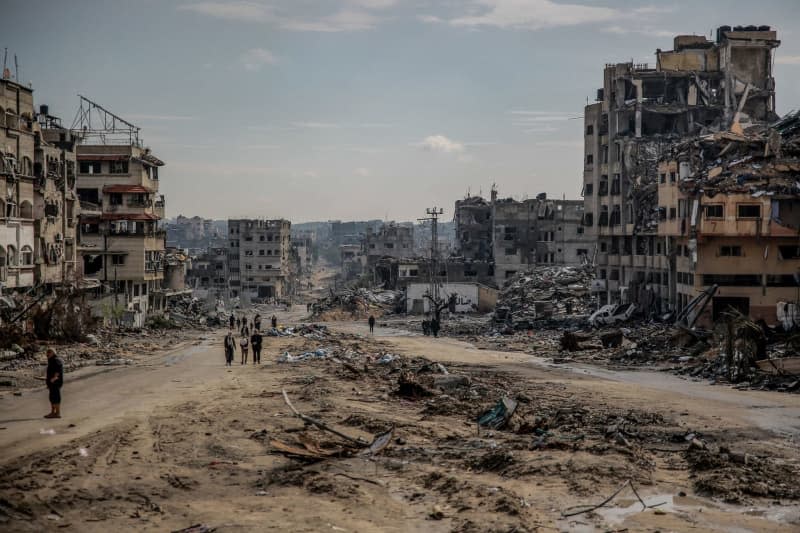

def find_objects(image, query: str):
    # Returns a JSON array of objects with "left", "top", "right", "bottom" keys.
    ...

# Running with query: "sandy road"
[{"left": 3, "top": 316, "right": 799, "bottom": 467}]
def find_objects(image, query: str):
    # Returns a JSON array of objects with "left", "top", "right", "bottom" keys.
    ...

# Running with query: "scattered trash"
[
  {"left": 477, "top": 397, "right": 518, "bottom": 430},
  {"left": 39, "top": 428, "right": 56, "bottom": 435}
]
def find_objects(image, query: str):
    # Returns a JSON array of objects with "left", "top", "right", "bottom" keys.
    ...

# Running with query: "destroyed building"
[
  {"left": 364, "top": 222, "right": 414, "bottom": 266},
  {"left": 454, "top": 195, "right": 493, "bottom": 261},
  {"left": 340, "top": 243, "right": 365, "bottom": 281},
  {"left": 493, "top": 194, "right": 591, "bottom": 284},
  {"left": 454, "top": 188, "right": 591, "bottom": 285},
  {"left": 1, "top": 74, "right": 79, "bottom": 294},
  {"left": 657, "top": 110, "right": 800, "bottom": 326},
  {"left": 291, "top": 231, "right": 314, "bottom": 275},
  {"left": 186, "top": 245, "right": 229, "bottom": 299},
  {"left": 227, "top": 218, "right": 291, "bottom": 300},
  {"left": 583, "top": 26, "right": 780, "bottom": 309}
]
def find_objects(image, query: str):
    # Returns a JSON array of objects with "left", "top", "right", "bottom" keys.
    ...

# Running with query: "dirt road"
[{"left": 1, "top": 316, "right": 799, "bottom": 531}]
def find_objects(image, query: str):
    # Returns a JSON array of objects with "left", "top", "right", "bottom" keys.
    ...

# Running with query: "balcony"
[{"left": 80, "top": 201, "right": 102, "bottom": 215}]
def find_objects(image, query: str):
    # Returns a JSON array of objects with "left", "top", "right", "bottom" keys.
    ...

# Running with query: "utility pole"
[{"left": 417, "top": 207, "right": 444, "bottom": 311}]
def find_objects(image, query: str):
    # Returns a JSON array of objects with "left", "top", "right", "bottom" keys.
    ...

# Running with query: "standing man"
[
  {"left": 224, "top": 332, "right": 236, "bottom": 366},
  {"left": 431, "top": 317, "right": 440, "bottom": 338},
  {"left": 229, "top": 314, "right": 235, "bottom": 330},
  {"left": 251, "top": 329, "right": 263, "bottom": 365},
  {"left": 271, "top": 314, "right": 278, "bottom": 329},
  {"left": 254, "top": 314, "right": 261, "bottom": 331},
  {"left": 368, "top": 315, "right": 376, "bottom": 335},
  {"left": 44, "top": 348, "right": 63, "bottom": 419}
]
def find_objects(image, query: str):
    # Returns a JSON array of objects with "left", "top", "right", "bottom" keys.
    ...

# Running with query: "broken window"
[
  {"left": 778, "top": 246, "right": 800, "bottom": 260},
  {"left": 584, "top": 183, "right": 593, "bottom": 196},
  {"left": 611, "top": 174, "right": 620, "bottom": 195},
  {"left": 737, "top": 204, "right": 761, "bottom": 219},
  {"left": 598, "top": 206, "right": 609, "bottom": 226},
  {"left": 669, "top": 172, "right": 676, "bottom": 183},
  {"left": 583, "top": 213, "right": 593, "bottom": 226},
  {"left": 109, "top": 160, "right": 129, "bottom": 174},
  {"left": 109, "top": 193, "right": 122, "bottom": 205},
  {"left": 505, "top": 248, "right": 516, "bottom": 256},
  {"left": 79, "top": 161, "right": 102, "bottom": 174},
  {"left": 586, "top": 125, "right": 594, "bottom": 135},
  {"left": 586, "top": 154, "right": 594, "bottom": 165},
  {"left": 610, "top": 205, "right": 621, "bottom": 226},
  {"left": 610, "top": 269, "right": 619, "bottom": 281},
  {"left": 702, "top": 274, "right": 760, "bottom": 286},
  {"left": 704, "top": 204, "right": 723, "bottom": 218},
  {"left": 503, "top": 227, "right": 516, "bottom": 241},
  {"left": 720, "top": 246, "right": 742, "bottom": 257},
  {"left": 577, "top": 226, "right": 585, "bottom": 234},
  {"left": 659, "top": 173, "right": 666, "bottom": 184},
  {"left": 669, "top": 207, "right": 676, "bottom": 220},
  {"left": 767, "top": 274, "right": 799, "bottom": 287},
  {"left": 598, "top": 176, "right": 609, "bottom": 196},
  {"left": 600, "top": 242, "right": 607, "bottom": 253},
  {"left": 111, "top": 254, "right": 125, "bottom": 266},
  {"left": 601, "top": 145, "right": 609, "bottom": 164}
]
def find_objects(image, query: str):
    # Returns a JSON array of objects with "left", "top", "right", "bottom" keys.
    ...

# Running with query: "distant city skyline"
[{"left": 3, "top": 0, "right": 800, "bottom": 222}]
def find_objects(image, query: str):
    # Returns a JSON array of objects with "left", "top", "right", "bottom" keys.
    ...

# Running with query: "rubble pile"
[
  {"left": 312, "top": 287, "right": 401, "bottom": 320},
  {"left": 162, "top": 294, "right": 227, "bottom": 329},
  {"left": 672, "top": 110, "right": 800, "bottom": 196},
  {"left": 494, "top": 265, "right": 594, "bottom": 327}
]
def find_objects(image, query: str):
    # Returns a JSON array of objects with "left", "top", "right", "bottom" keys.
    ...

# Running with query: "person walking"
[
  {"left": 44, "top": 348, "right": 63, "bottom": 418},
  {"left": 431, "top": 317, "right": 440, "bottom": 338},
  {"left": 251, "top": 330, "right": 263, "bottom": 365},
  {"left": 271, "top": 314, "right": 278, "bottom": 329},
  {"left": 229, "top": 314, "right": 235, "bottom": 330},
  {"left": 240, "top": 335, "right": 249, "bottom": 365},
  {"left": 254, "top": 314, "right": 261, "bottom": 331},
  {"left": 422, "top": 316, "right": 430, "bottom": 336},
  {"left": 368, "top": 315, "right": 376, "bottom": 335},
  {"left": 236, "top": 317, "right": 241, "bottom": 330},
  {"left": 224, "top": 332, "right": 236, "bottom": 366}
]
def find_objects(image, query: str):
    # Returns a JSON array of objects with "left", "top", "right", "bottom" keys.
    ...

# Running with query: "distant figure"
[
  {"left": 422, "top": 315, "right": 431, "bottom": 336},
  {"left": 271, "top": 315, "right": 278, "bottom": 329},
  {"left": 254, "top": 314, "right": 262, "bottom": 331},
  {"left": 236, "top": 317, "right": 241, "bottom": 330},
  {"left": 224, "top": 332, "right": 236, "bottom": 366},
  {"left": 251, "top": 330, "right": 263, "bottom": 365},
  {"left": 44, "top": 348, "right": 63, "bottom": 419},
  {"left": 240, "top": 335, "right": 249, "bottom": 365},
  {"left": 368, "top": 315, "right": 376, "bottom": 334},
  {"left": 431, "top": 318, "right": 440, "bottom": 338},
  {"left": 229, "top": 314, "right": 235, "bottom": 330}
]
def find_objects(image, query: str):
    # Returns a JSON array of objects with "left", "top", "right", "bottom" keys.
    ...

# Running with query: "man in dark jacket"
[
  {"left": 271, "top": 315, "right": 278, "bottom": 329},
  {"left": 251, "top": 330, "right": 263, "bottom": 364},
  {"left": 368, "top": 315, "right": 376, "bottom": 334},
  {"left": 224, "top": 332, "right": 236, "bottom": 366},
  {"left": 44, "top": 348, "right": 63, "bottom": 418}
]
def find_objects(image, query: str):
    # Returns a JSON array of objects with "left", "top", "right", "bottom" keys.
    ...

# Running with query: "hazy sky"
[{"left": 3, "top": 0, "right": 800, "bottom": 222}]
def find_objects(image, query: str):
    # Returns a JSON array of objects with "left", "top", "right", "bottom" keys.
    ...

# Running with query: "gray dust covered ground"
[{"left": 1, "top": 313, "right": 800, "bottom": 532}]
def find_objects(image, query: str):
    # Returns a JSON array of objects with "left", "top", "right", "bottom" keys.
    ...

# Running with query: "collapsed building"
[
  {"left": 454, "top": 188, "right": 592, "bottom": 285},
  {"left": 583, "top": 26, "right": 781, "bottom": 311},
  {"left": 658, "top": 112, "right": 800, "bottom": 326},
  {"left": 166, "top": 215, "right": 222, "bottom": 253},
  {"left": 227, "top": 218, "right": 291, "bottom": 300},
  {"left": 291, "top": 231, "right": 314, "bottom": 275},
  {"left": 186, "top": 246, "right": 229, "bottom": 299},
  {"left": 364, "top": 222, "right": 414, "bottom": 266}
]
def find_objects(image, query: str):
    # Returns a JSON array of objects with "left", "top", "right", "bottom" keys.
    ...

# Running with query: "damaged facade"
[
  {"left": 455, "top": 188, "right": 591, "bottom": 285},
  {"left": 658, "top": 111, "right": 800, "bottom": 326},
  {"left": 1, "top": 75, "right": 79, "bottom": 294},
  {"left": 228, "top": 218, "right": 291, "bottom": 300},
  {"left": 76, "top": 143, "right": 167, "bottom": 320},
  {"left": 584, "top": 26, "right": 780, "bottom": 311},
  {"left": 364, "top": 222, "right": 414, "bottom": 266}
]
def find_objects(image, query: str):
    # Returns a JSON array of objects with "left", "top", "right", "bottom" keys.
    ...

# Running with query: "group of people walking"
[{"left": 224, "top": 312, "right": 277, "bottom": 366}]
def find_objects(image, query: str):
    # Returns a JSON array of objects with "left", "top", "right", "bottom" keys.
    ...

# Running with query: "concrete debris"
[{"left": 494, "top": 265, "right": 595, "bottom": 328}]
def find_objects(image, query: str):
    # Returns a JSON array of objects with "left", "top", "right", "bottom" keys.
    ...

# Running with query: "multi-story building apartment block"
[
  {"left": 228, "top": 219, "right": 291, "bottom": 300},
  {"left": 76, "top": 143, "right": 167, "bottom": 317},
  {"left": 34, "top": 110, "right": 79, "bottom": 288},
  {"left": 583, "top": 26, "right": 780, "bottom": 310},
  {"left": 0, "top": 76, "right": 36, "bottom": 289},
  {"left": 1, "top": 75, "right": 79, "bottom": 293}
]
